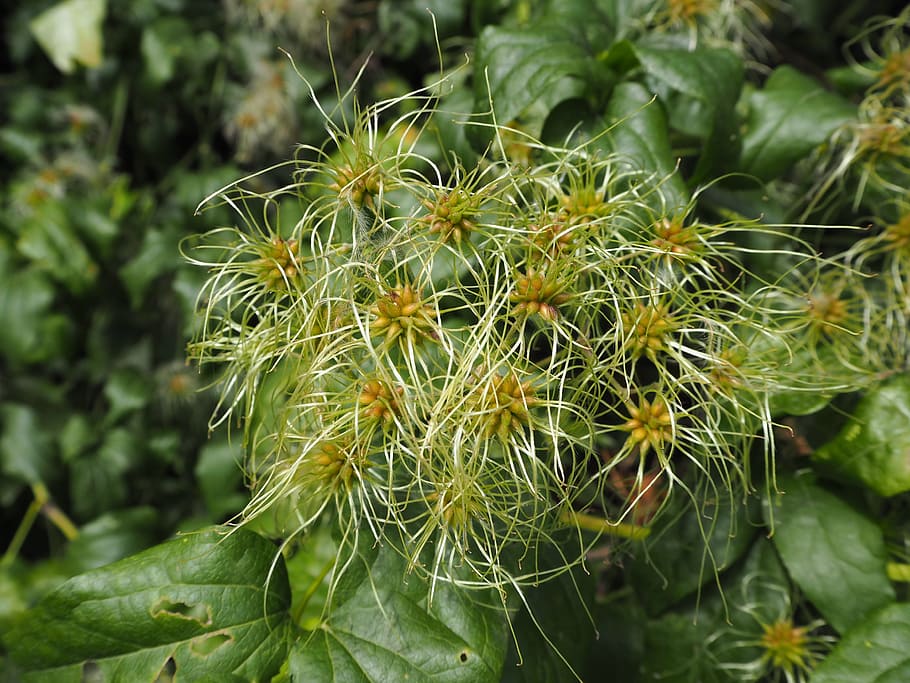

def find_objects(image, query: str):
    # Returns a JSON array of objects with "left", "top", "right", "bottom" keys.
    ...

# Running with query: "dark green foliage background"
[{"left": 4, "top": 1, "right": 910, "bottom": 681}]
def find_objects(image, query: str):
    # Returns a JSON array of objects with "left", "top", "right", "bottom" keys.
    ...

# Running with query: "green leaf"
[
  {"left": 0, "top": 403, "right": 54, "bottom": 484},
  {"left": 377, "top": 0, "right": 466, "bottom": 60},
  {"left": 586, "top": 598, "right": 646, "bottom": 682},
  {"left": 285, "top": 526, "right": 339, "bottom": 632},
  {"left": 502, "top": 563, "right": 596, "bottom": 683},
  {"left": 194, "top": 437, "right": 246, "bottom": 519},
  {"left": 631, "top": 44, "right": 744, "bottom": 183},
  {"left": 740, "top": 66, "right": 855, "bottom": 181},
  {"left": 103, "top": 368, "right": 153, "bottom": 424},
  {"left": 120, "top": 228, "right": 180, "bottom": 309},
  {"left": 0, "top": 262, "right": 71, "bottom": 365},
  {"left": 29, "top": 0, "right": 107, "bottom": 74},
  {"left": 17, "top": 203, "right": 97, "bottom": 293},
  {"left": 68, "top": 428, "right": 138, "bottom": 519},
  {"left": 641, "top": 612, "right": 732, "bottom": 683},
  {"left": 638, "top": 538, "right": 790, "bottom": 682},
  {"left": 811, "top": 603, "right": 910, "bottom": 683},
  {"left": 765, "top": 473, "right": 895, "bottom": 634},
  {"left": 628, "top": 493, "right": 759, "bottom": 615},
  {"left": 813, "top": 374, "right": 910, "bottom": 496},
  {"left": 140, "top": 18, "right": 190, "bottom": 85},
  {"left": 289, "top": 544, "right": 508, "bottom": 682},
  {"left": 5, "top": 527, "right": 293, "bottom": 682},
  {"left": 471, "top": 22, "right": 611, "bottom": 147},
  {"left": 603, "top": 81, "right": 690, "bottom": 211},
  {"left": 64, "top": 507, "right": 160, "bottom": 573}
]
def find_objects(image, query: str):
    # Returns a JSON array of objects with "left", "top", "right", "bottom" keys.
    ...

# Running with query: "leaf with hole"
[{"left": 4, "top": 527, "right": 294, "bottom": 682}]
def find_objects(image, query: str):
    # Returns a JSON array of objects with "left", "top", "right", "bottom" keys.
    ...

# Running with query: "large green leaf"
[
  {"left": 765, "top": 473, "right": 895, "bottom": 634},
  {"left": 29, "top": 0, "right": 107, "bottom": 73},
  {"left": 603, "top": 80, "right": 690, "bottom": 212},
  {"left": 471, "top": 20, "right": 612, "bottom": 148},
  {"left": 5, "top": 527, "right": 294, "bottom": 682},
  {"left": 631, "top": 44, "right": 743, "bottom": 183},
  {"left": 740, "top": 66, "right": 855, "bottom": 181},
  {"left": 811, "top": 603, "right": 910, "bottom": 683},
  {"left": 813, "top": 374, "right": 910, "bottom": 496},
  {"left": 289, "top": 544, "right": 508, "bottom": 682}
]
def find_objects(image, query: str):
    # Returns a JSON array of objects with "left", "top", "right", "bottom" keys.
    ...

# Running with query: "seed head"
[
  {"left": 620, "top": 396, "right": 674, "bottom": 458},
  {"left": 359, "top": 379, "right": 403, "bottom": 426},
  {"left": 510, "top": 269, "right": 571, "bottom": 322},
  {"left": 471, "top": 369, "right": 538, "bottom": 443},
  {"left": 620, "top": 301, "right": 676, "bottom": 359},
  {"left": 252, "top": 237, "right": 303, "bottom": 290},
  {"left": 369, "top": 283, "right": 438, "bottom": 348},
  {"left": 422, "top": 189, "right": 478, "bottom": 244},
  {"left": 330, "top": 163, "right": 381, "bottom": 209}
]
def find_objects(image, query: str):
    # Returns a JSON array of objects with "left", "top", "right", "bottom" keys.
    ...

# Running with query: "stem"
[
  {"left": 0, "top": 483, "right": 79, "bottom": 567},
  {"left": 887, "top": 562, "right": 910, "bottom": 582},
  {"left": 1, "top": 494, "right": 42, "bottom": 568},
  {"left": 292, "top": 555, "right": 337, "bottom": 626},
  {"left": 34, "top": 483, "right": 80, "bottom": 541},
  {"left": 103, "top": 77, "right": 129, "bottom": 165},
  {"left": 561, "top": 509, "right": 651, "bottom": 540}
]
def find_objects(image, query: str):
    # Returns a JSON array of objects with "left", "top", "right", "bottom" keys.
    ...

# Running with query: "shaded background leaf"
[{"left": 740, "top": 66, "right": 856, "bottom": 181}]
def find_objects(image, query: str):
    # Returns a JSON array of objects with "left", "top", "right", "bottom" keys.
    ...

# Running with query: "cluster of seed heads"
[{"left": 190, "top": 76, "right": 898, "bottom": 590}]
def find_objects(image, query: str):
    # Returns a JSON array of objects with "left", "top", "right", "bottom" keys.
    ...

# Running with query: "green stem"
[
  {"left": 561, "top": 509, "right": 651, "bottom": 540},
  {"left": 102, "top": 77, "right": 129, "bottom": 165},
  {"left": 887, "top": 562, "right": 910, "bottom": 582},
  {"left": 0, "top": 483, "right": 79, "bottom": 567},
  {"left": 292, "top": 555, "right": 337, "bottom": 626},
  {"left": 1, "top": 493, "right": 43, "bottom": 568},
  {"left": 34, "top": 483, "right": 80, "bottom": 541}
]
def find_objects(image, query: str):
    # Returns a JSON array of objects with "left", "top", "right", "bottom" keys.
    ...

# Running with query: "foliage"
[{"left": 4, "top": 1, "right": 910, "bottom": 682}]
